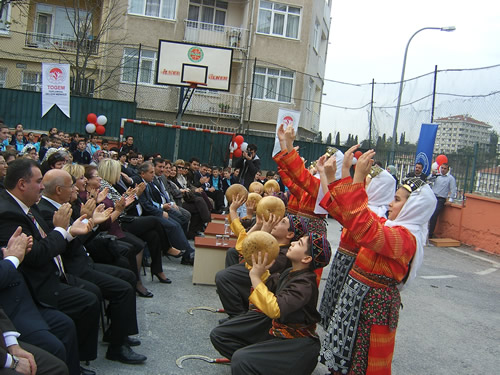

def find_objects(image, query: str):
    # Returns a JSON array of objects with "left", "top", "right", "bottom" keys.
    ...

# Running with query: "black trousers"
[
  {"left": 215, "top": 263, "right": 251, "bottom": 317},
  {"left": 121, "top": 216, "right": 165, "bottom": 274},
  {"left": 22, "top": 307, "right": 80, "bottom": 375},
  {"left": 78, "top": 264, "right": 138, "bottom": 346},
  {"left": 429, "top": 196, "right": 446, "bottom": 237},
  {"left": 225, "top": 248, "right": 241, "bottom": 268},
  {"left": 210, "top": 311, "right": 319, "bottom": 375},
  {"left": 0, "top": 341, "right": 69, "bottom": 375},
  {"left": 56, "top": 278, "right": 100, "bottom": 361}
]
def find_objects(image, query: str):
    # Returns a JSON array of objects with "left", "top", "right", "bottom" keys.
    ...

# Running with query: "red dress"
[{"left": 319, "top": 178, "right": 416, "bottom": 375}]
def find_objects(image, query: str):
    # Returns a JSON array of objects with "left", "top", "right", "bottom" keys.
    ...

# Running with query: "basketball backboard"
[{"left": 156, "top": 40, "right": 233, "bottom": 92}]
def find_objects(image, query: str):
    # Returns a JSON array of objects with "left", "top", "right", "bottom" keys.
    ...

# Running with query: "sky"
[{"left": 320, "top": 0, "right": 500, "bottom": 142}]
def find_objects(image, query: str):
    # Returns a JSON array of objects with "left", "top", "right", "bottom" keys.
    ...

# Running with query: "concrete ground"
[{"left": 88, "top": 218, "right": 500, "bottom": 375}]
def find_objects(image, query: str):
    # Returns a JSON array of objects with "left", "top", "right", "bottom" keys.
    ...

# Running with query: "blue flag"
[{"left": 415, "top": 123, "right": 438, "bottom": 176}]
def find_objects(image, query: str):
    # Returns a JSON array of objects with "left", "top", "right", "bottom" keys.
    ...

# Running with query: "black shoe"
[
  {"left": 126, "top": 336, "right": 141, "bottom": 347},
  {"left": 106, "top": 344, "right": 147, "bottom": 364},
  {"left": 181, "top": 258, "right": 194, "bottom": 266},
  {"left": 80, "top": 366, "right": 96, "bottom": 375},
  {"left": 142, "top": 257, "right": 151, "bottom": 268},
  {"left": 103, "top": 331, "right": 142, "bottom": 347},
  {"left": 165, "top": 249, "right": 185, "bottom": 259},
  {"left": 152, "top": 273, "right": 172, "bottom": 284},
  {"left": 136, "top": 288, "right": 154, "bottom": 298}
]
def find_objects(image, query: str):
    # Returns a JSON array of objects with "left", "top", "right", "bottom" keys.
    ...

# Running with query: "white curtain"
[
  {"left": 161, "top": 0, "right": 176, "bottom": 19},
  {"left": 286, "top": 14, "right": 299, "bottom": 38}
]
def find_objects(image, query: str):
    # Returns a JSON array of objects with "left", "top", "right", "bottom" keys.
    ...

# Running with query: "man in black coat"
[
  {"left": 234, "top": 143, "right": 261, "bottom": 190},
  {"left": 38, "top": 169, "right": 146, "bottom": 365},
  {"left": 0, "top": 159, "right": 100, "bottom": 366},
  {"left": 0, "top": 227, "right": 81, "bottom": 375}
]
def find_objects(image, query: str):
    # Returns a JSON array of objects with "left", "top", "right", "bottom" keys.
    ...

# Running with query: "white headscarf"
[
  {"left": 366, "top": 169, "right": 395, "bottom": 218},
  {"left": 314, "top": 149, "right": 344, "bottom": 214},
  {"left": 385, "top": 183, "right": 436, "bottom": 288}
]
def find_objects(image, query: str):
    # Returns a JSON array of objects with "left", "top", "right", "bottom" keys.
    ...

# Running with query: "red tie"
[{"left": 27, "top": 209, "right": 67, "bottom": 281}]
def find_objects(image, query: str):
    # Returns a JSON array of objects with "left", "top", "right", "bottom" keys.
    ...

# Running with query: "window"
[
  {"left": 0, "top": 3, "right": 10, "bottom": 34},
  {"left": 253, "top": 66, "right": 294, "bottom": 103},
  {"left": 257, "top": 1, "right": 300, "bottom": 39},
  {"left": 22, "top": 71, "right": 42, "bottom": 92},
  {"left": 305, "top": 78, "right": 313, "bottom": 110},
  {"left": 129, "top": 0, "right": 176, "bottom": 20},
  {"left": 0, "top": 68, "right": 6, "bottom": 88},
  {"left": 122, "top": 48, "right": 157, "bottom": 84},
  {"left": 313, "top": 21, "right": 320, "bottom": 52},
  {"left": 187, "top": 0, "right": 227, "bottom": 31},
  {"left": 70, "top": 76, "right": 95, "bottom": 97},
  {"left": 35, "top": 4, "right": 91, "bottom": 38}
]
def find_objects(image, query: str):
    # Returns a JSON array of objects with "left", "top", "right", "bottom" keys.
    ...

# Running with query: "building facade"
[
  {"left": 0, "top": 0, "right": 332, "bottom": 139},
  {"left": 434, "top": 115, "right": 492, "bottom": 154}
]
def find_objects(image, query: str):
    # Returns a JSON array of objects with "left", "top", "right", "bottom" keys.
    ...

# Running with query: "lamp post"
[{"left": 390, "top": 26, "right": 456, "bottom": 164}]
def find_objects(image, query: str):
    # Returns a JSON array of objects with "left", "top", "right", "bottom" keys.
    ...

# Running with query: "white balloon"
[
  {"left": 229, "top": 142, "right": 239, "bottom": 152},
  {"left": 352, "top": 157, "right": 357, "bottom": 165},
  {"left": 96, "top": 115, "right": 108, "bottom": 126},
  {"left": 240, "top": 142, "right": 248, "bottom": 152},
  {"left": 86, "top": 123, "right": 96, "bottom": 133}
]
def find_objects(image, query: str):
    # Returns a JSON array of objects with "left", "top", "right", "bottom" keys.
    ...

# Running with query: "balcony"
[
  {"left": 186, "top": 91, "right": 242, "bottom": 119},
  {"left": 183, "top": 20, "right": 249, "bottom": 51},
  {"left": 25, "top": 32, "right": 99, "bottom": 55}
]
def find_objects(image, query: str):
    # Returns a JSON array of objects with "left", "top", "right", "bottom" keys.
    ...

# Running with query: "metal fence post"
[{"left": 470, "top": 143, "right": 479, "bottom": 193}]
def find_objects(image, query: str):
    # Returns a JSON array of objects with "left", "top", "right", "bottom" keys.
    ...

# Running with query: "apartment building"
[
  {"left": 0, "top": 0, "right": 332, "bottom": 138},
  {"left": 433, "top": 115, "right": 492, "bottom": 154}
]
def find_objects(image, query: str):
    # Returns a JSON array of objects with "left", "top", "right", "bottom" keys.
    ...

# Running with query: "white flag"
[
  {"left": 42, "top": 63, "right": 70, "bottom": 118},
  {"left": 272, "top": 108, "right": 301, "bottom": 157}
]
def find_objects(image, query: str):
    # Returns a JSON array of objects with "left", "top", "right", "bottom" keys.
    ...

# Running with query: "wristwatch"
[{"left": 11, "top": 355, "right": 19, "bottom": 369}]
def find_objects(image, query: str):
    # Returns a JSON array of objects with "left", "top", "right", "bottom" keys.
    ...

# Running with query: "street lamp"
[{"left": 390, "top": 26, "right": 456, "bottom": 163}]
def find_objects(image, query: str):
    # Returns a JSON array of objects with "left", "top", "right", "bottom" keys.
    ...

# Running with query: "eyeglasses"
[{"left": 177, "top": 166, "right": 186, "bottom": 170}]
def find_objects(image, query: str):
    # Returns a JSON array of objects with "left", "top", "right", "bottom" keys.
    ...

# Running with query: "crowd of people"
[{"left": 0, "top": 120, "right": 456, "bottom": 375}]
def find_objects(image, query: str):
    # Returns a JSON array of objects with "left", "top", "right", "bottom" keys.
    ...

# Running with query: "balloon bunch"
[
  {"left": 229, "top": 135, "right": 248, "bottom": 158},
  {"left": 85, "top": 113, "right": 108, "bottom": 135},
  {"left": 352, "top": 150, "right": 363, "bottom": 165},
  {"left": 431, "top": 154, "right": 448, "bottom": 174}
]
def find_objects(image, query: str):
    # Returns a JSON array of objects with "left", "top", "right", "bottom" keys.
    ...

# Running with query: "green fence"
[
  {"left": 0, "top": 88, "right": 136, "bottom": 137},
  {"left": 377, "top": 145, "right": 500, "bottom": 199}
]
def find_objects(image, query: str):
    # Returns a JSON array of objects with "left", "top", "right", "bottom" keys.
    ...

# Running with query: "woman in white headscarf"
[
  {"left": 317, "top": 149, "right": 436, "bottom": 375},
  {"left": 317, "top": 148, "right": 395, "bottom": 329}
]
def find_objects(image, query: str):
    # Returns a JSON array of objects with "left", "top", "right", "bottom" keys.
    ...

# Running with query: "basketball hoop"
[{"left": 186, "top": 81, "right": 207, "bottom": 89}]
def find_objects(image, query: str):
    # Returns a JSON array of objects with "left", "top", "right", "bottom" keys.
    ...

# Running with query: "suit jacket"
[
  {"left": 0, "top": 259, "right": 50, "bottom": 337},
  {"left": 0, "top": 190, "right": 68, "bottom": 308},
  {"left": 37, "top": 198, "right": 94, "bottom": 277},
  {"left": 235, "top": 156, "right": 261, "bottom": 189},
  {"left": 0, "top": 308, "right": 17, "bottom": 366},
  {"left": 160, "top": 176, "right": 183, "bottom": 206},
  {"left": 137, "top": 181, "right": 163, "bottom": 217}
]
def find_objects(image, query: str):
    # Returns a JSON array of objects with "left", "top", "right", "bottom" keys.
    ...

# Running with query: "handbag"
[{"left": 86, "top": 233, "right": 122, "bottom": 264}]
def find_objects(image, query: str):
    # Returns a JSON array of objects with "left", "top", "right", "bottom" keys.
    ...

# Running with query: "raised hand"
[
  {"left": 353, "top": 149, "right": 376, "bottom": 184},
  {"left": 136, "top": 182, "right": 146, "bottom": 196},
  {"left": 324, "top": 155, "right": 337, "bottom": 184},
  {"left": 342, "top": 144, "right": 360, "bottom": 178},
  {"left": 53, "top": 203, "right": 72, "bottom": 230},
  {"left": 80, "top": 198, "right": 96, "bottom": 218},
  {"left": 114, "top": 196, "right": 126, "bottom": 212},
  {"left": 92, "top": 204, "right": 112, "bottom": 224},
  {"left": 230, "top": 194, "right": 246, "bottom": 213},
  {"left": 261, "top": 213, "right": 281, "bottom": 233},
  {"left": 3, "top": 226, "right": 29, "bottom": 262},
  {"left": 68, "top": 215, "right": 93, "bottom": 236},
  {"left": 284, "top": 124, "right": 295, "bottom": 152},
  {"left": 96, "top": 187, "right": 109, "bottom": 204}
]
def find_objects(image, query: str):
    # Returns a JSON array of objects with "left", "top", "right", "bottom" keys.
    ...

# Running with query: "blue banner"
[{"left": 415, "top": 123, "right": 438, "bottom": 176}]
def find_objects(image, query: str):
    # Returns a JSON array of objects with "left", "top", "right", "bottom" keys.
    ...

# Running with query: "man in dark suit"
[
  {"left": 152, "top": 158, "right": 191, "bottom": 233},
  {"left": 0, "top": 308, "right": 68, "bottom": 375},
  {"left": 135, "top": 162, "right": 195, "bottom": 265},
  {"left": 1, "top": 227, "right": 81, "bottom": 375},
  {"left": 0, "top": 159, "right": 100, "bottom": 369},
  {"left": 38, "top": 169, "right": 146, "bottom": 365},
  {"left": 234, "top": 143, "right": 261, "bottom": 190}
]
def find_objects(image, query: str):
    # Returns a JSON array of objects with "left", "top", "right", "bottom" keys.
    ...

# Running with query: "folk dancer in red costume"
[
  {"left": 317, "top": 150, "right": 436, "bottom": 375},
  {"left": 318, "top": 145, "right": 395, "bottom": 328}
]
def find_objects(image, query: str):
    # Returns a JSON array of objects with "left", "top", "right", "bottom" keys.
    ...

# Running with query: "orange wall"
[{"left": 436, "top": 194, "right": 500, "bottom": 255}]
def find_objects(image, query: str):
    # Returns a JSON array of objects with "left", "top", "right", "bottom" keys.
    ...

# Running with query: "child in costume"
[{"left": 210, "top": 232, "right": 331, "bottom": 375}]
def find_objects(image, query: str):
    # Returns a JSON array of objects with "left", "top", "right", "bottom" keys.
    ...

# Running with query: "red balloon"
[
  {"left": 436, "top": 154, "right": 448, "bottom": 165},
  {"left": 233, "top": 148, "right": 242, "bottom": 158},
  {"left": 234, "top": 135, "right": 244, "bottom": 145},
  {"left": 87, "top": 113, "right": 97, "bottom": 124},
  {"left": 354, "top": 151, "right": 363, "bottom": 159},
  {"left": 95, "top": 125, "right": 105, "bottom": 135}
]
